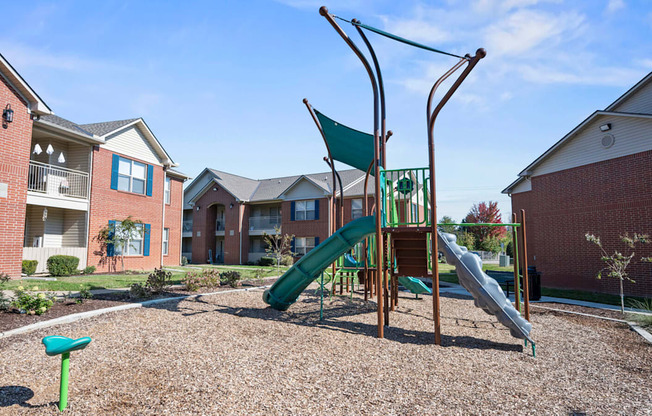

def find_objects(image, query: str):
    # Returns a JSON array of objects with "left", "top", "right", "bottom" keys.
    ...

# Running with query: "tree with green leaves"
[
  {"left": 95, "top": 216, "right": 145, "bottom": 272},
  {"left": 263, "top": 226, "right": 295, "bottom": 276},
  {"left": 438, "top": 216, "right": 457, "bottom": 234},
  {"left": 585, "top": 232, "right": 651, "bottom": 313}
]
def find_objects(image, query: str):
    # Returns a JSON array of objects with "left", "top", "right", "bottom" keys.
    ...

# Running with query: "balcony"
[
  {"left": 215, "top": 218, "right": 225, "bottom": 236},
  {"left": 248, "top": 215, "right": 281, "bottom": 235},
  {"left": 27, "top": 161, "right": 90, "bottom": 210},
  {"left": 182, "top": 220, "right": 193, "bottom": 237}
]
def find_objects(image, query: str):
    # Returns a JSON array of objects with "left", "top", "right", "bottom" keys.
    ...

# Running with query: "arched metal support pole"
[
  {"left": 321, "top": 6, "right": 385, "bottom": 338},
  {"left": 303, "top": 98, "right": 338, "bottom": 236},
  {"left": 426, "top": 48, "right": 486, "bottom": 345},
  {"left": 323, "top": 157, "right": 344, "bottom": 229}
]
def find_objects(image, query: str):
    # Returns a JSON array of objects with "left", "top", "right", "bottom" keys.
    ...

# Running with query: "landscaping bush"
[
  {"left": 258, "top": 257, "right": 275, "bottom": 267},
  {"left": 181, "top": 256, "right": 188, "bottom": 266},
  {"left": 11, "top": 286, "right": 55, "bottom": 315},
  {"left": 145, "top": 268, "right": 173, "bottom": 294},
  {"left": 183, "top": 269, "right": 221, "bottom": 292},
  {"left": 281, "top": 255, "right": 294, "bottom": 266},
  {"left": 221, "top": 270, "right": 242, "bottom": 288},
  {"left": 0, "top": 273, "right": 10, "bottom": 310},
  {"left": 47, "top": 255, "right": 79, "bottom": 277},
  {"left": 22, "top": 260, "right": 38, "bottom": 276},
  {"left": 82, "top": 265, "right": 96, "bottom": 275},
  {"left": 129, "top": 283, "right": 150, "bottom": 299}
]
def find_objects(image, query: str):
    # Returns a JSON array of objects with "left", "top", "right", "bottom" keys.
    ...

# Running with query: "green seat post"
[{"left": 42, "top": 335, "right": 91, "bottom": 412}]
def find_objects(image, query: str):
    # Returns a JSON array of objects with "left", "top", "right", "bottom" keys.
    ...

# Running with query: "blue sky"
[{"left": 2, "top": 0, "right": 651, "bottom": 222}]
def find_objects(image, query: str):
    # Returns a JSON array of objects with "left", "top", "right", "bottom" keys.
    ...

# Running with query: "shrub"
[
  {"left": 78, "top": 287, "right": 93, "bottom": 304},
  {"left": 11, "top": 287, "right": 55, "bottom": 315},
  {"left": 281, "top": 255, "right": 294, "bottom": 266},
  {"left": 258, "top": 257, "right": 275, "bottom": 267},
  {"left": 627, "top": 298, "right": 652, "bottom": 329},
  {"left": 145, "top": 268, "right": 173, "bottom": 294},
  {"left": 82, "top": 265, "right": 96, "bottom": 275},
  {"left": 183, "top": 269, "right": 221, "bottom": 292},
  {"left": 0, "top": 273, "right": 10, "bottom": 310},
  {"left": 22, "top": 260, "right": 38, "bottom": 276},
  {"left": 181, "top": 256, "right": 188, "bottom": 266},
  {"left": 129, "top": 283, "right": 150, "bottom": 299},
  {"left": 221, "top": 271, "right": 242, "bottom": 288},
  {"left": 47, "top": 255, "right": 79, "bottom": 277}
]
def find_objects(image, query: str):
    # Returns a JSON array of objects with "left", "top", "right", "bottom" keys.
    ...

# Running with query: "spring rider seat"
[{"left": 42, "top": 335, "right": 92, "bottom": 411}]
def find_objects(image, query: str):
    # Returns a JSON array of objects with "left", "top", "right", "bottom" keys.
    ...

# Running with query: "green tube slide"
[{"left": 263, "top": 215, "right": 376, "bottom": 310}]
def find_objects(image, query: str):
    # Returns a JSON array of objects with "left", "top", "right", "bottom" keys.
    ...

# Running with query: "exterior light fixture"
[
  {"left": 196, "top": 206, "right": 200, "bottom": 211},
  {"left": 600, "top": 123, "right": 611, "bottom": 132},
  {"left": 2, "top": 104, "right": 13, "bottom": 123},
  {"left": 229, "top": 203, "right": 234, "bottom": 209}
]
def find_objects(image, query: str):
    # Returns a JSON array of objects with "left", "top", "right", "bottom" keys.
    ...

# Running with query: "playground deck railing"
[{"left": 382, "top": 167, "right": 430, "bottom": 228}]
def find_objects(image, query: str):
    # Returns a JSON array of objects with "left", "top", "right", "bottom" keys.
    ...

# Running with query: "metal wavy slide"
[
  {"left": 263, "top": 215, "right": 376, "bottom": 311},
  {"left": 437, "top": 231, "right": 533, "bottom": 342}
]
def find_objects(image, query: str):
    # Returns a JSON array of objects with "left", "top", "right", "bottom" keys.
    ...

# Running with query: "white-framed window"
[
  {"left": 164, "top": 177, "right": 171, "bottom": 204},
  {"left": 114, "top": 222, "right": 144, "bottom": 256},
  {"left": 163, "top": 228, "right": 169, "bottom": 255},
  {"left": 411, "top": 203, "right": 418, "bottom": 222},
  {"left": 351, "top": 198, "right": 363, "bottom": 220},
  {"left": 118, "top": 157, "right": 146, "bottom": 194},
  {"left": 295, "top": 237, "right": 316, "bottom": 256},
  {"left": 295, "top": 200, "right": 315, "bottom": 221}
]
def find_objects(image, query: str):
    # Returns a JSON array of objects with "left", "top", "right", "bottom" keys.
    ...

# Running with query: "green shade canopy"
[{"left": 315, "top": 110, "right": 379, "bottom": 174}]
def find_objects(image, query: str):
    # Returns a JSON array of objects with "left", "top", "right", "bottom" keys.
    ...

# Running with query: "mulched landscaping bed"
[
  {"left": 0, "top": 277, "right": 278, "bottom": 333},
  {"left": 1, "top": 285, "right": 650, "bottom": 415},
  {"left": 532, "top": 301, "right": 634, "bottom": 320}
]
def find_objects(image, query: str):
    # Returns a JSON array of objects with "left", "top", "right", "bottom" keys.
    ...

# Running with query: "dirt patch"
[
  {"left": 533, "top": 301, "right": 630, "bottom": 320},
  {"left": 0, "top": 277, "right": 277, "bottom": 333}
]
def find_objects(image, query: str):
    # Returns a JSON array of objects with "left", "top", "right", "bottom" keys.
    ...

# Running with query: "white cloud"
[
  {"left": 605, "top": 0, "right": 625, "bottom": 14},
  {"left": 0, "top": 42, "right": 121, "bottom": 72},
  {"left": 484, "top": 10, "right": 586, "bottom": 56},
  {"left": 515, "top": 64, "right": 645, "bottom": 86}
]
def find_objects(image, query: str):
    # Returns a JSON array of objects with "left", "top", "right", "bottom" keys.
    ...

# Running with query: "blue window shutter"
[
  {"left": 146, "top": 165, "right": 154, "bottom": 196},
  {"left": 290, "top": 201, "right": 295, "bottom": 221},
  {"left": 291, "top": 237, "right": 295, "bottom": 253},
  {"left": 111, "top": 155, "right": 119, "bottom": 190},
  {"left": 315, "top": 237, "right": 320, "bottom": 246},
  {"left": 314, "top": 199, "right": 319, "bottom": 220},
  {"left": 143, "top": 224, "right": 151, "bottom": 256},
  {"left": 107, "top": 220, "right": 116, "bottom": 257}
]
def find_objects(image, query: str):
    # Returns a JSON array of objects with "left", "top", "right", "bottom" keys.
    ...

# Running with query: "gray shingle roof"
[
  {"left": 202, "top": 168, "right": 374, "bottom": 202},
  {"left": 38, "top": 114, "right": 95, "bottom": 137},
  {"left": 80, "top": 118, "right": 139, "bottom": 136}
]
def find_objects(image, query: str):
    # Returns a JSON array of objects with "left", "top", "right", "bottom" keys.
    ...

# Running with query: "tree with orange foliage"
[{"left": 464, "top": 201, "right": 507, "bottom": 253}]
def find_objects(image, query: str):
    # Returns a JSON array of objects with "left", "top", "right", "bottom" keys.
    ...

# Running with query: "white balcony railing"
[
  {"left": 249, "top": 215, "right": 281, "bottom": 231},
  {"left": 28, "top": 161, "right": 89, "bottom": 200}
]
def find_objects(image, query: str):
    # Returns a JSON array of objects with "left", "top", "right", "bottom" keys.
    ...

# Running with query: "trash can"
[
  {"left": 499, "top": 255, "right": 510, "bottom": 267},
  {"left": 527, "top": 266, "right": 541, "bottom": 301}
]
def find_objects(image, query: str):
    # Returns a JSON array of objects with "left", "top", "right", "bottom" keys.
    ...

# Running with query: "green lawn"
[{"left": 2, "top": 265, "right": 288, "bottom": 292}]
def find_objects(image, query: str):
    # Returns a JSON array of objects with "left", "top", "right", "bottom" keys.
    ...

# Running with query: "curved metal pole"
[
  {"left": 323, "top": 156, "right": 344, "bottom": 228},
  {"left": 354, "top": 21, "right": 387, "bottom": 167},
  {"left": 321, "top": 6, "right": 385, "bottom": 338},
  {"left": 426, "top": 48, "right": 486, "bottom": 345},
  {"left": 304, "top": 98, "right": 338, "bottom": 236}
]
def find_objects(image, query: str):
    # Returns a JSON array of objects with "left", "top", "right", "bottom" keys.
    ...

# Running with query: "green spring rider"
[{"left": 42, "top": 335, "right": 92, "bottom": 412}]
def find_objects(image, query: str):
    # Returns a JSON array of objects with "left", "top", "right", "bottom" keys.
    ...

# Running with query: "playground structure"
[{"left": 263, "top": 6, "right": 534, "bottom": 351}]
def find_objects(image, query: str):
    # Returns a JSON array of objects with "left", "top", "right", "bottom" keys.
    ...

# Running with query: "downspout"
[
  {"left": 161, "top": 165, "right": 167, "bottom": 268},
  {"left": 84, "top": 146, "right": 95, "bottom": 269}
]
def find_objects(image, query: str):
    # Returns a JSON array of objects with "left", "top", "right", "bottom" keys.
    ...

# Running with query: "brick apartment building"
[
  {"left": 0, "top": 53, "right": 188, "bottom": 276},
  {"left": 182, "top": 168, "right": 375, "bottom": 265},
  {"left": 503, "top": 72, "right": 652, "bottom": 297}
]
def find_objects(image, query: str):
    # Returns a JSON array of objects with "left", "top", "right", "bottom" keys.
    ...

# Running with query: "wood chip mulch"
[{"left": 1, "top": 285, "right": 650, "bottom": 415}]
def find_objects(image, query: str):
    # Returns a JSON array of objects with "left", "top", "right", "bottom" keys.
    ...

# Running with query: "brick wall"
[
  {"left": 0, "top": 76, "right": 32, "bottom": 277},
  {"left": 87, "top": 148, "right": 170, "bottom": 272},
  {"left": 191, "top": 187, "right": 239, "bottom": 264},
  {"left": 511, "top": 150, "right": 652, "bottom": 297},
  {"left": 163, "top": 176, "right": 184, "bottom": 266}
]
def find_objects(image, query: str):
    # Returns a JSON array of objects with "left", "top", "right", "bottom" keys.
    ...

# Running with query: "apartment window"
[
  {"left": 411, "top": 203, "right": 418, "bottom": 222},
  {"left": 163, "top": 228, "right": 169, "bottom": 255},
  {"left": 114, "top": 222, "right": 144, "bottom": 256},
  {"left": 351, "top": 198, "right": 363, "bottom": 220},
  {"left": 295, "top": 237, "right": 316, "bottom": 256},
  {"left": 164, "top": 177, "right": 171, "bottom": 204},
  {"left": 118, "top": 157, "right": 146, "bottom": 194},
  {"left": 295, "top": 200, "right": 315, "bottom": 221}
]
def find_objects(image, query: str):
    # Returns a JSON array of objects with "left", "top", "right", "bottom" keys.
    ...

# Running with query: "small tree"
[
  {"left": 262, "top": 226, "right": 295, "bottom": 276},
  {"left": 438, "top": 216, "right": 457, "bottom": 234},
  {"left": 464, "top": 201, "right": 506, "bottom": 251},
  {"left": 95, "top": 216, "right": 145, "bottom": 272},
  {"left": 585, "top": 232, "right": 652, "bottom": 313}
]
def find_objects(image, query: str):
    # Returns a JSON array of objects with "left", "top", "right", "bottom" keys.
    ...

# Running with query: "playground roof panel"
[{"left": 315, "top": 110, "right": 376, "bottom": 174}]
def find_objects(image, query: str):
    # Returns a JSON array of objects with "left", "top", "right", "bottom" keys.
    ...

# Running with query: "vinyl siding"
[
  {"left": 43, "top": 207, "right": 63, "bottom": 248},
  {"left": 30, "top": 137, "right": 90, "bottom": 172},
  {"left": 532, "top": 116, "right": 652, "bottom": 177},
  {"left": 102, "top": 125, "right": 162, "bottom": 166},
  {"left": 62, "top": 210, "right": 86, "bottom": 247},
  {"left": 283, "top": 179, "right": 326, "bottom": 200},
  {"left": 611, "top": 80, "right": 652, "bottom": 114},
  {"left": 511, "top": 178, "right": 532, "bottom": 194}
]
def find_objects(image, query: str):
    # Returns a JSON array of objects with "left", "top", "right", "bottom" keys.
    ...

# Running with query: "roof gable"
[
  {"left": 605, "top": 72, "right": 652, "bottom": 114},
  {"left": 279, "top": 176, "right": 331, "bottom": 200},
  {"left": 0, "top": 53, "right": 52, "bottom": 116}
]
